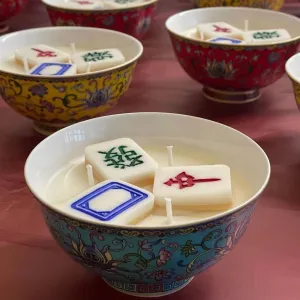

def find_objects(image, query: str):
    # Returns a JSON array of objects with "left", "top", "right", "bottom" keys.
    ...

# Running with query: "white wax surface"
[{"left": 45, "top": 138, "right": 251, "bottom": 227}]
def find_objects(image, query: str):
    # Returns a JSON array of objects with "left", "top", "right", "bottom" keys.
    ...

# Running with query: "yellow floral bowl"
[
  {"left": 195, "top": 0, "right": 284, "bottom": 11},
  {"left": 166, "top": 7, "right": 300, "bottom": 104},
  {"left": 285, "top": 53, "right": 300, "bottom": 109},
  {"left": 0, "top": 27, "right": 143, "bottom": 135}
]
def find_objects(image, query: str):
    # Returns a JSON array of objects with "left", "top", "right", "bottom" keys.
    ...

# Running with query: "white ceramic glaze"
[
  {"left": 0, "top": 27, "right": 143, "bottom": 77},
  {"left": 24, "top": 113, "right": 270, "bottom": 229},
  {"left": 286, "top": 52, "right": 300, "bottom": 82},
  {"left": 165, "top": 7, "right": 300, "bottom": 45}
]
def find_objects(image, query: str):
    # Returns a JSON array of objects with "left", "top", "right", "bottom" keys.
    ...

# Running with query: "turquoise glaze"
[{"left": 43, "top": 200, "right": 256, "bottom": 296}]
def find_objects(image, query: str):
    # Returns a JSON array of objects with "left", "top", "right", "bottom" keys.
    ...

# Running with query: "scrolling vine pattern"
[
  {"left": 44, "top": 201, "right": 255, "bottom": 283},
  {"left": 0, "top": 64, "right": 134, "bottom": 124}
]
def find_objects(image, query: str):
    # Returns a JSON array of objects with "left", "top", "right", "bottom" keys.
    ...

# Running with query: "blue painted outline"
[
  {"left": 71, "top": 181, "right": 149, "bottom": 221},
  {"left": 210, "top": 37, "right": 243, "bottom": 44},
  {"left": 30, "top": 63, "right": 73, "bottom": 75}
]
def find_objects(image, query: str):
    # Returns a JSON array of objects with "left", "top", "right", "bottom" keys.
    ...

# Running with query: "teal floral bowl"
[{"left": 24, "top": 113, "right": 270, "bottom": 297}]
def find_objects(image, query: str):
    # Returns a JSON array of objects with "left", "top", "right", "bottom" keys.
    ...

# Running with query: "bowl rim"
[
  {"left": 165, "top": 7, "right": 300, "bottom": 49},
  {"left": 24, "top": 112, "right": 271, "bottom": 230},
  {"left": 285, "top": 52, "right": 300, "bottom": 83},
  {"left": 42, "top": 0, "right": 159, "bottom": 12},
  {"left": 0, "top": 26, "right": 143, "bottom": 79}
]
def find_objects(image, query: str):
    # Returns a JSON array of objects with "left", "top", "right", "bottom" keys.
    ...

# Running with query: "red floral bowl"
[
  {"left": 0, "top": 0, "right": 27, "bottom": 34},
  {"left": 166, "top": 7, "right": 300, "bottom": 104},
  {"left": 42, "top": 0, "right": 158, "bottom": 39}
]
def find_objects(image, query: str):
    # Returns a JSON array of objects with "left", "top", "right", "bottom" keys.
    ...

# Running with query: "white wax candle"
[{"left": 45, "top": 138, "right": 251, "bottom": 227}]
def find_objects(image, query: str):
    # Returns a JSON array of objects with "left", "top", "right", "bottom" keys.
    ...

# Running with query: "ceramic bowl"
[
  {"left": 285, "top": 53, "right": 300, "bottom": 109},
  {"left": 0, "top": 27, "right": 143, "bottom": 135},
  {"left": 195, "top": 0, "right": 284, "bottom": 10},
  {"left": 0, "top": 0, "right": 27, "bottom": 34},
  {"left": 42, "top": 0, "right": 158, "bottom": 40},
  {"left": 166, "top": 7, "right": 300, "bottom": 104},
  {"left": 25, "top": 113, "right": 270, "bottom": 297}
]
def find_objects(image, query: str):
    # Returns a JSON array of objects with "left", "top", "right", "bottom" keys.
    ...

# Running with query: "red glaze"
[
  {"left": 0, "top": 0, "right": 27, "bottom": 23},
  {"left": 168, "top": 32, "right": 300, "bottom": 91},
  {"left": 45, "top": 2, "right": 158, "bottom": 39}
]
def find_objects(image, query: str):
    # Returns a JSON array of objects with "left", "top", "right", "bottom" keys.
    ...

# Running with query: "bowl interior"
[
  {"left": 0, "top": 27, "right": 143, "bottom": 76},
  {"left": 25, "top": 113, "right": 270, "bottom": 228},
  {"left": 166, "top": 7, "right": 300, "bottom": 40},
  {"left": 286, "top": 53, "right": 300, "bottom": 82}
]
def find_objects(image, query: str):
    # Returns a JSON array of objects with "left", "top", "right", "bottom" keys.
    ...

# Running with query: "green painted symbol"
[
  {"left": 253, "top": 31, "right": 280, "bottom": 40},
  {"left": 82, "top": 51, "right": 113, "bottom": 62},
  {"left": 98, "top": 146, "right": 144, "bottom": 169}
]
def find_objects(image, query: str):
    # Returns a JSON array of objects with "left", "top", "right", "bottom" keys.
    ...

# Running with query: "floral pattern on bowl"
[
  {"left": 0, "top": 63, "right": 135, "bottom": 134},
  {"left": 0, "top": 0, "right": 27, "bottom": 22},
  {"left": 43, "top": 200, "right": 256, "bottom": 296},
  {"left": 168, "top": 32, "right": 299, "bottom": 103},
  {"left": 44, "top": 2, "right": 157, "bottom": 39}
]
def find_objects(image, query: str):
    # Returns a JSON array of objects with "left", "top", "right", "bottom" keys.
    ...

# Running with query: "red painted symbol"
[
  {"left": 213, "top": 25, "right": 231, "bottom": 33},
  {"left": 164, "top": 172, "right": 220, "bottom": 190},
  {"left": 31, "top": 48, "right": 57, "bottom": 58}
]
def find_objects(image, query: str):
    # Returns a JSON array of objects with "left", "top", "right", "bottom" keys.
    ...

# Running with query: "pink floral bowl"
[
  {"left": 0, "top": 0, "right": 27, "bottom": 34},
  {"left": 166, "top": 7, "right": 300, "bottom": 104},
  {"left": 42, "top": 0, "right": 158, "bottom": 39}
]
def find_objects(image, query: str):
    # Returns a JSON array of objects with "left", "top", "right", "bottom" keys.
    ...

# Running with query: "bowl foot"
[
  {"left": 33, "top": 121, "right": 69, "bottom": 136},
  {"left": 0, "top": 23, "right": 9, "bottom": 35},
  {"left": 103, "top": 277, "right": 194, "bottom": 297},
  {"left": 203, "top": 87, "right": 261, "bottom": 104}
]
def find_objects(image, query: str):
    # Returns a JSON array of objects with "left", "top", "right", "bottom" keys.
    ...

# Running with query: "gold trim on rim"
[
  {"left": 165, "top": 7, "right": 300, "bottom": 49},
  {"left": 0, "top": 61, "right": 137, "bottom": 82},
  {"left": 167, "top": 30, "right": 300, "bottom": 50}
]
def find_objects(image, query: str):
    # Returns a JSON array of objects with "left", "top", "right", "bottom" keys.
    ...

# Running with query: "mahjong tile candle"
[
  {"left": 0, "top": 27, "right": 143, "bottom": 135},
  {"left": 25, "top": 113, "right": 270, "bottom": 297},
  {"left": 85, "top": 137, "right": 158, "bottom": 184},
  {"left": 42, "top": 0, "right": 159, "bottom": 39},
  {"left": 166, "top": 7, "right": 300, "bottom": 104}
]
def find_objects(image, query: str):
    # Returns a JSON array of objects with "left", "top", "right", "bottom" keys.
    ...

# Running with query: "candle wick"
[
  {"left": 86, "top": 164, "right": 95, "bottom": 187},
  {"left": 244, "top": 19, "right": 249, "bottom": 32},
  {"left": 86, "top": 62, "right": 91, "bottom": 73},
  {"left": 167, "top": 145, "right": 174, "bottom": 167},
  {"left": 70, "top": 42, "right": 76, "bottom": 56},
  {"left": 165, "top": 197, "right": 173, "bottom": 225},
  {"left": 23, "top": 57, "right": 29, "bottom": 73}
]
